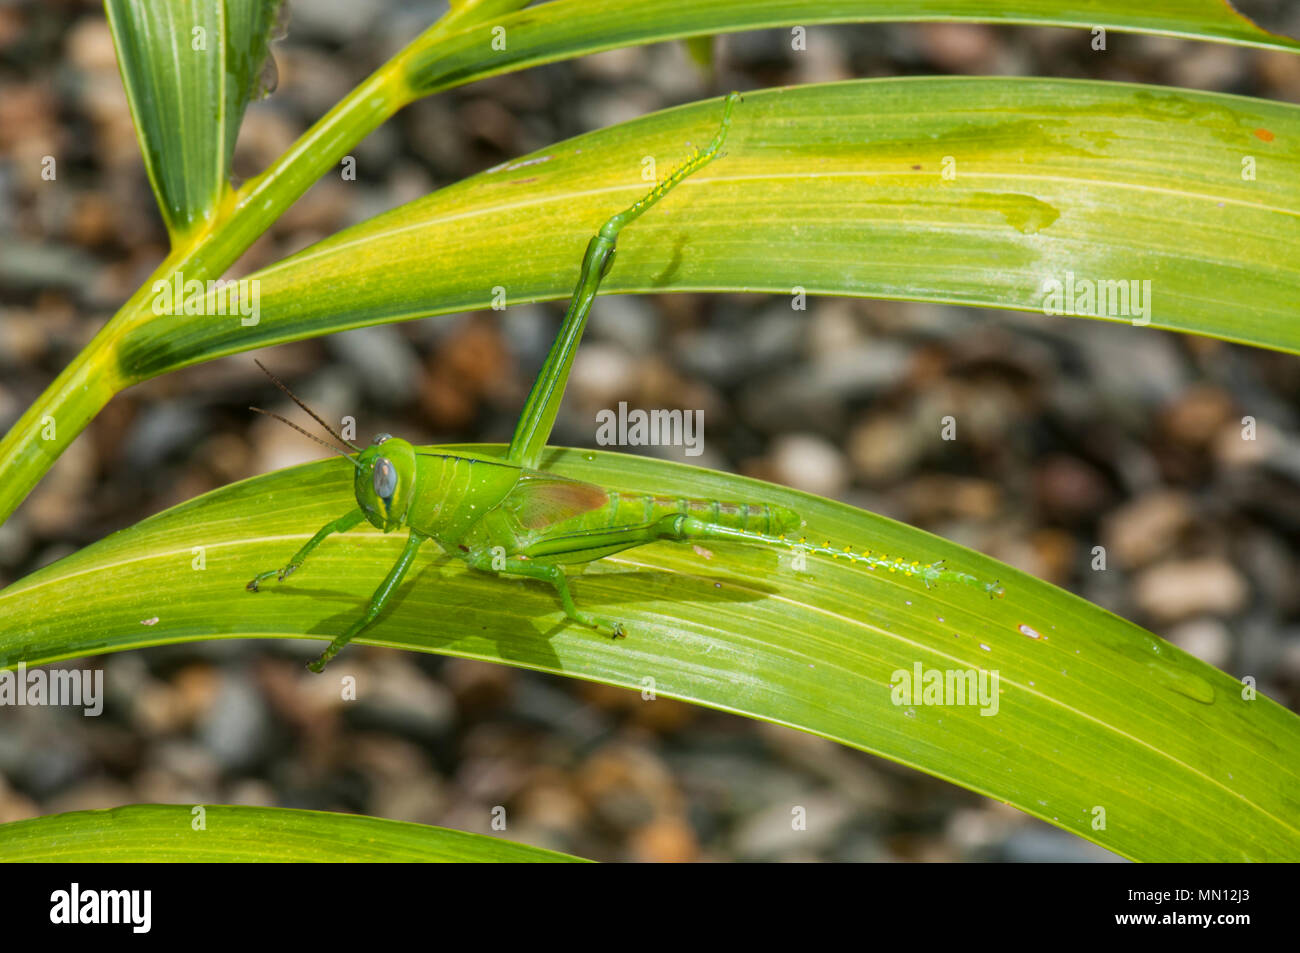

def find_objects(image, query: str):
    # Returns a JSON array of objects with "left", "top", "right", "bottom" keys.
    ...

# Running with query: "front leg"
[
  {"left": 247, "top": 508, "right": 366, "bottom": 592},
  {"left": 308, "top": 529, "right": 426, "bottom": 672}
]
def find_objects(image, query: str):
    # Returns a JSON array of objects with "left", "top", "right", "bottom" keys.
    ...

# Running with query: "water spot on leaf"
[{"left": 970, "top": 192, "right": 1060, "bottom": 234}]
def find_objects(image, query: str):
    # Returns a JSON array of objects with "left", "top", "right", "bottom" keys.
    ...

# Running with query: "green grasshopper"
[{"left": 247, "top": 93, "right": 1003, "bottom": 672}]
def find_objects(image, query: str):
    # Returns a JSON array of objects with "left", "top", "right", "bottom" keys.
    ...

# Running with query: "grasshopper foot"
[
  {"left": 595, "top": 618, "right": 626, "bottom": 640},
  {"left": 247, "top": 564, "right": 298, "bottom": 592},
  {"left": 307, "top": 643, "right": 339, "bottom": 673},
  {"left": 568, "top": 609, "right": 626, "bottom": 640},
  {"left": 247, "top": 569, "right": 278, "bottom": 592}
]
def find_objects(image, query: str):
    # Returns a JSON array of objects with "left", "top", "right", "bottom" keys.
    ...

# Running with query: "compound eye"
[
  {"left": 372, "top": 457, "right": 397, "bottom": 500},
  {"left": 374, "top": 433, "right": 392, "bottom": 445}
]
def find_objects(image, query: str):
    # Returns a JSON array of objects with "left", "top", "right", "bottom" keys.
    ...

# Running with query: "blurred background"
[{"left": 1, "top": 0, "right": 1298, "bottom": 861}]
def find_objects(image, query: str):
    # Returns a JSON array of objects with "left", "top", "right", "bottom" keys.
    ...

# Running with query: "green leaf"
[
  {"left": 410, "top": 0, "right": 1300, "bottom": 95},
  {"left": 3, "top": 447, "right": 1297, "bottom": 862},
  {"left": 447, "top": 0, "right": 536, "bottom": 24},
  {"left": 0, "top": 804, "right": 586, "bottom": 862},
  {"left": 115, "top": 78, "right": 1300, "bottom": 385},
  {"left": 222, "top": 0, "right": 286, "bottom": 168},
  {"left": 105, "top": 0, "right": 284, "bottom": 242}
]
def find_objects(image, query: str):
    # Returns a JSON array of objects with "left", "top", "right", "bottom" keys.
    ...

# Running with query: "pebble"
[
  {"left": 287, "top": 0, "right": 378, "bottom": 43},
  {"left": 326, "top": 324, "right": 422, "bottom": 407},
  {"left": 790, "top": 27, "right": 853, "bottom": 84},
  {"left": 999, "top": 828, "right": 1125, "bottom": 863},
  {"left": 65, "top": 18, "right": 119, "bottom": 72},
  {"left": 570, "top": 342, "right": 635, "bottom": 407},
  {"left": 731, "top": 793, "right": 854, "bottom": 860},
  {"left": 589, "top": 293, "right": 659, "bottom": 353},
  {"left": 356, "top": 656, "right": 456, "bottom": 740},
  {"left": 917, "top": 23, "right": 1003, "bottom": 72},
  {"left": 122, "top": 402, "right": 206, "bottom": 470},
  {"left": 629, "top": 815, "right": 699, "bottom": 863},
  {"left": 1213, "top": 417, "right": 1278, "bottom": 467},
  {"left": 198, "top": 673, "right": 271, "bottom": 771},
  {"left": 1034, "top": 455, "right": 1111, "bottom": 523},
  {"left": 1135, "top": 558, "right": 1249, "bottom": 622},
  {"left": 1073, "top": 321, "right": 1188, "bottom": 407},
  {"left": 1160, "top": 385, "right": 1236, "bottom": 448},
  {"left": 576, "top": 46, "right": 649, "bottom": 81},
  {"left": 768, "top": 432, "right": 850, "bottom": 498},
  {"left": 1166, "top": 618, "right": 1234, "bottom": 669},
  {"left": 1100, "top": 490, "right": 1194, "bottom": 568},
  {"left": 848, "top": 413, "right": 923, "bottom": 484}
]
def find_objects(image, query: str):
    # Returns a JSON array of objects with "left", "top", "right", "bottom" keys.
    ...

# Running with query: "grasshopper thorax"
[{"left": 354, "top": 435, "right": 417, "bottom": 532}]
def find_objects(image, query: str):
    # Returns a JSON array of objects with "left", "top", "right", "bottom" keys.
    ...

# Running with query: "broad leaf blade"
[
  {"left": 409, "top": 0, "right": 1300, "bottom": 96},
  {"left": 2, "top": 447, "right": 1296, "bottom": 862},
  {"left": 105, "top": 0, "right": 283, "bottom": 242},
  {"left": 117, "top": 78, "right": 1300, "bottom": 384},
  {"left": 0, "top": 804, "right": 586, "bottom": 862}
]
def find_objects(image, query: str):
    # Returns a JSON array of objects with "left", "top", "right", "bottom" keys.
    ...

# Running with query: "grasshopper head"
[{"left": 354, "top": 434, "right": 417, "bottom": 532}]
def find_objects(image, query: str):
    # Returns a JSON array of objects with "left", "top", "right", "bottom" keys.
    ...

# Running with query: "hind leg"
[
  {"left": 477, "top": 513, "right": 793, "bottom": 638},
  {"left": 470, "top": 553, "right": 626, "bottom": 638}
]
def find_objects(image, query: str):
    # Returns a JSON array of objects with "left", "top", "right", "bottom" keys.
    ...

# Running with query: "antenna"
[
  {"left": 249, "top": 407, "right": 361, "bottom": 470},
  {"left": 253, "top": 359, "right": 361, "bottom": 452}
]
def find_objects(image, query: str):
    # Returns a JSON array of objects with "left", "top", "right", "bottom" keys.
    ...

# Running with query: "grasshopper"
[{"left": 247, "top": 93, "right": 1003, "bottom": 672}]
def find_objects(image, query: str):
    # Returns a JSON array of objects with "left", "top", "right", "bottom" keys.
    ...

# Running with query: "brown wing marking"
[{"left": 504, "top": 471, "right": 609, "bottom": 529}]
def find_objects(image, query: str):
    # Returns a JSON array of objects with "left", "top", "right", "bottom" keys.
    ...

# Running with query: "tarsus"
[{"left": 783, "top": 536, "right": 1006, "bottom": 598}]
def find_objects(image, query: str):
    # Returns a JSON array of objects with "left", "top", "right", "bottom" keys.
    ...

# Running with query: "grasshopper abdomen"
[{"left": 593, "top": 490, "right": 801, "bottom": 538}]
